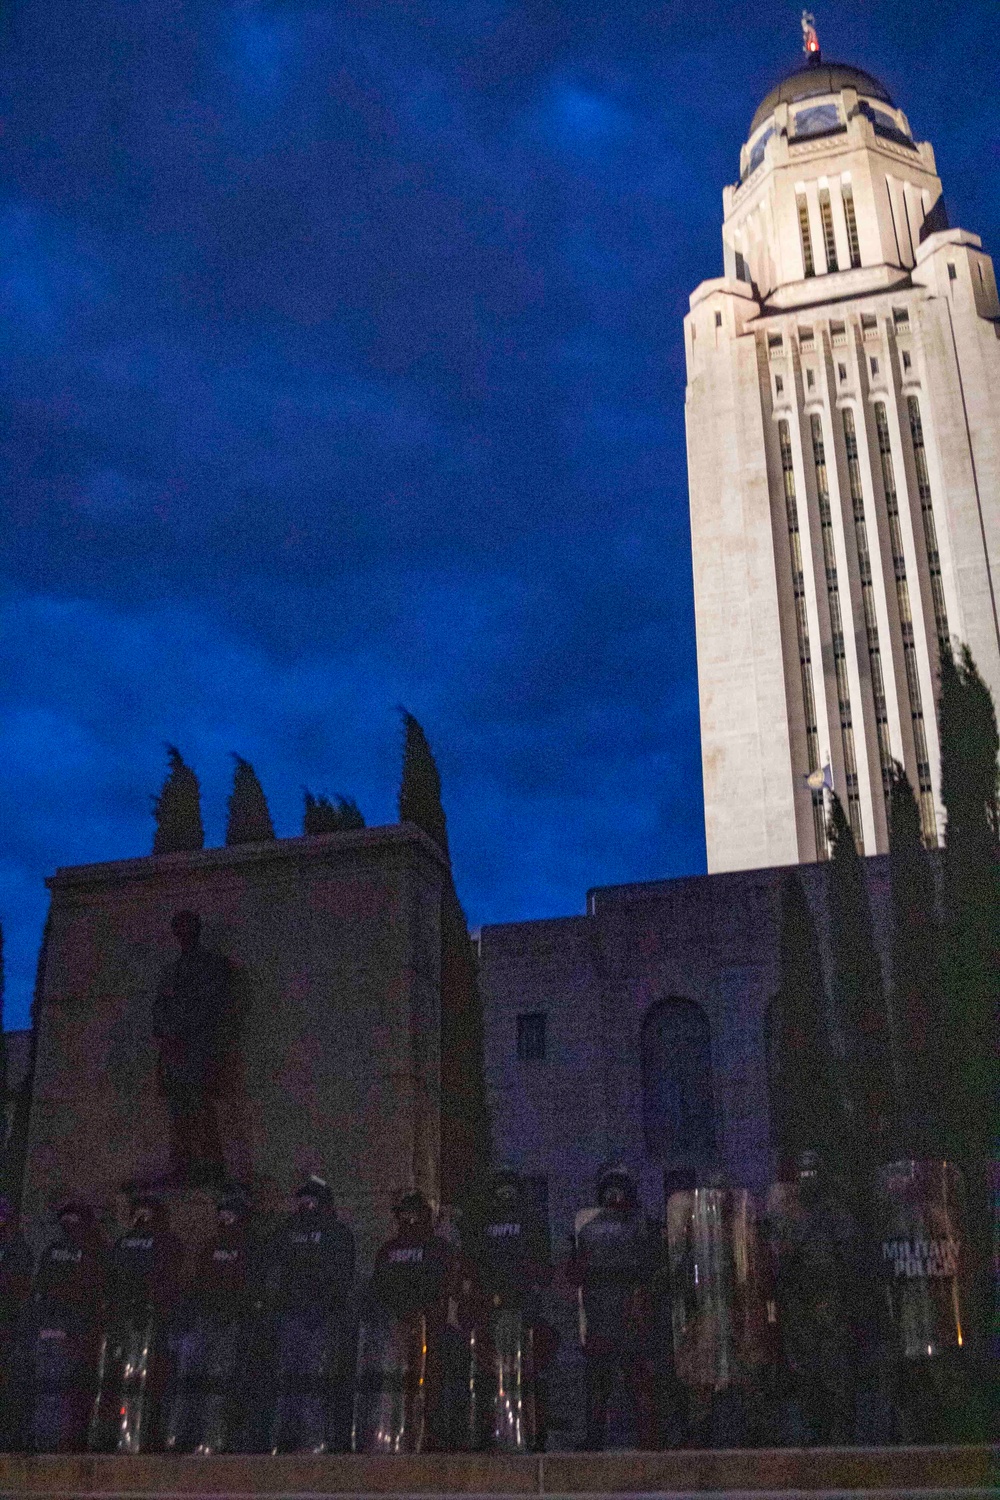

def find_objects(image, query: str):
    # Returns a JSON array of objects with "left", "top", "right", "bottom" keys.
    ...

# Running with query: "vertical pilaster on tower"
[{"left": 687, "top": 50, "right": 1000, "bottom": 873}]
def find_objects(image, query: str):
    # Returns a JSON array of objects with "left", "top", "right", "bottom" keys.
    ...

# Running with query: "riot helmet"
[
  {"left": 491, "top": 1167, "right": 521, "bottom": 1205},
  {"left": 56, "top": 1201, "right": 97, "bottom": 1243},
  {"left": 394, "top": 1190, "right": 432, "bottom": 1232},
  {"left": 295, "top": 1174, "right": 333, "bottom": 1214},
  {"left": 596, "top": 1163, "right": 636, "bottom": 1212},
  {"left": 128, "top": 1191, "right": 165, "bottom": 1229},
  {"left": 217, "top": 1184, "right": 251, "bottom": 1228},
  {"left": 796, "top": 1149, "right": 824, "bottom": 1205}
]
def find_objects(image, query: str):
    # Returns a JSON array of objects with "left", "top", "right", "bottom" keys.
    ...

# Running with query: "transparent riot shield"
[
  {"left": 268, "top": 1307, "right": 349, "bottom": 1454},
  {"left": 667, "top": 1187, "right": 766, "bottom": 1394},
  {"left": 163, "top": 1311, "right": 255, "bottom": 1454},
  {"left": 88, "top": 1304, "right": 160, "bottom": 1453},
  {"left": 877, "top": 1160, "right": 967, "bottom": 1361},
  {"left": 466, "top": 1307, "right": 535, "bottom": 1453},
  {"left": 162, "top": 1315, "right": 208, "bottom": 1453},
  {"left": 25, "top": 1307, "right": 99, "bottom": 1453},
  {"left": 351, "top": 1306, "right": 427, "bottom": 1454}
]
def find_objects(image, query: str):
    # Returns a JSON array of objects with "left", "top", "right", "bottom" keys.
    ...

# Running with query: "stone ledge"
[{"left": 0, "top": 1447, "right": 994, "bottom": 1497}]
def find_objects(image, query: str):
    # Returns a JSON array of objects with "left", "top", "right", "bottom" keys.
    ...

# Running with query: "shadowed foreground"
[{"left": 0, "top": 1446, "right": 996, "bottom": 1498}]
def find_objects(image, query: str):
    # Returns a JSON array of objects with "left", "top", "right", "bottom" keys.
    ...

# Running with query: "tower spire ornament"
[{"left": 801, "top": 10, "right": 820, "bottom": 60}]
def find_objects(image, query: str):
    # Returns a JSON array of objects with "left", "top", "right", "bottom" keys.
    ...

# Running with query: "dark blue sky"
[{"left": 1, "top": 1, "right": 998, "bottom": 1028}]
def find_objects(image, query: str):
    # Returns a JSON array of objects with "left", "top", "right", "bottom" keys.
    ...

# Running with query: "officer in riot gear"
[
  {"left": 26, "top": 1202, "right": 107, "bottom": 1452},
  {"left": 567, "top": 1165, "right": 659, "bottom": 1450},
  {"left": 354, "top": 1191, "right": 458, "bottom": 1452},
  {"left": 164, "top": 1186, "right": 261, "bottom": 1452},
  {"left": 89, "top": 1191, "right": 186, "bottom": 1453},
  {"left": 0, "top": 1194, "right": 33, "bottom": 1450},
  {"left": 766, "top": 1149, "right": 864, "bottom": 1444},
  {"left": 462, "top": 1169, "right": 553, "bottom": 1451},
  {"left": 264, "top": 1174, "right": 355, "bottom": 1453}
]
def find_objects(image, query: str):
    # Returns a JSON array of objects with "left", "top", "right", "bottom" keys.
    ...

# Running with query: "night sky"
[{"left": 1, "top": 1, "right": 998, "bottom": 1028}]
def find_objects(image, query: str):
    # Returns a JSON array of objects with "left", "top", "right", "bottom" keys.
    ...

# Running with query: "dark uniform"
[
  {"left": 767, "top": 1152, "right": 864, "bottom": 1444},
  {"left": 89, "top": 1195, "right": 186, "bottom": 1453},
  {"left": 462, "top": 1170, "right": 553, "bottom": 1451},
  {"left": 568, "top": 1166, "right": 659, "bottom": 1450},
  {"left": 265, "top": 1175, "right": 355, "bottom": 1454},
  {"left": 26, "top": 1204, "right": 107, "bottom": 1452},
  {"left": 354, "top": 1192, "right": 458, "bottom": 1453},
  {"left": 0, "top": 1197, "right": 34, "bottom": 1451},
  {"left": 164, "top": 1188, "right": 261, "bottom": 1453}
]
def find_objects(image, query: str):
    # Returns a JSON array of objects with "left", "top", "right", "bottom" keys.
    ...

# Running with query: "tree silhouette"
[
  {"left": 398, "top": 709, "right": 449, "bottom": 857},
  {"left": 151, "top": 745, "right": 204, "bottom": 854},
  {"left": 302, "top": 790, "right": 365, "bottom": 835},
  {"left": 937, "top": 643, "right": 999, "bottom": 1352},
  {"left": 225, "top": 755, "right": 276, "bottom": 845},
  {"left": 768, "top": 874, "right": 842, "bottom": 1176},
  {"left": 0, "top": 923, "right": 7, "bottom": 1156},
  {"left": 886, "top": 762, "right": 942, "bottom": 1155},
  {"left": 826, "top": 792, "right": 896, "bottom": 1176}
]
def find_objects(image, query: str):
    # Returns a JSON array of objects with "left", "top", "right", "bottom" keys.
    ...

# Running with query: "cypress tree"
[
  {"left": 398, "top": 709, "right": 449, "bottom": 857},
  {"left": 151, "top": 745, "right": 204, "bottom": 854},
  {"left": 395, "top": 710, "right": 489, "bottom": 1204},
  {"left": 225, "top": 755, "right": 276, "bottom": 845},
  {"left": 826, "top": 792, "right": 896, "bottom": 1176},
  {"left": 0, "top": 923, "right": 7, "bottom": 1154},
  {"left": 302, "top": 790, "right": 365, "bottom": 835},
  {"left": 887, "top": 762, "right": 943, "bottom": 1155},
  {"left": 937, "top": 644, "right": 999, "bottom": 1350},
  {"left": 768, "top": 874, "right": 842, "bottom": 1176}
]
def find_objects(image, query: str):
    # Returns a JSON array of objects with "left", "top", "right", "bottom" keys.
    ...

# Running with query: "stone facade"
[
  {"left": 18, "top": 824, "right": 464, "bottom": 1264},
  {"left": 478, "top": 855, "right": 893, "bottom": 1234},
  {"left": 687, "top": 60, "right": 1000, "bottom": 872}
]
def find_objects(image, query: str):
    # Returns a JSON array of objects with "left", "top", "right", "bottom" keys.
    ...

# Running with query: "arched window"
[{"left": 641, "top": 998, "right": 716, "bottom": 1161}]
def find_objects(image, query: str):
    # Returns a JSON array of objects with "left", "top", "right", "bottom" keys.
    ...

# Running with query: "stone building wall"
[
  {"left": 479, "top": 853, "right": 894, "bottom": 1234},
  {"left": 20, "top": 824, "right": 451, "bottom": 1265}
]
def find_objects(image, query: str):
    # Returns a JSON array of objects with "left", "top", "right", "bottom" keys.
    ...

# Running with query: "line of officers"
[{"left": 0, "top": 1154, "right": 982, "bottom": 1455}]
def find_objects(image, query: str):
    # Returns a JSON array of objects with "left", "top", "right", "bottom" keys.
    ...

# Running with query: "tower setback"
[{"left": 686, "top": 51, "right": 1000, "bottom": 870}]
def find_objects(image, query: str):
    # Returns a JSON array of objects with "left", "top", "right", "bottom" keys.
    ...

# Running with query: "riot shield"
[
  {"left": 351, "top": 1306, "right": 427, "bottom": 1454},
  {"left": 162, "top": 1315, "right": 208, "bottom": 1453},
  {"left": 667, "top": 1187, "right": 766, "bottom": 1393},
  {"left": 466, "top": 1307, "right": 536, "bottom": 1453},
  {"left": 163, "top": 1310, "right": 256, "bottom": 1454},
  {"left": 24, "top": 1306, "right": 99, "bottom": 1453},
  {"left": 88, "top": 1304, "right": 162, "bottom": 1453},
  {"left": 877, "top": 1160, "right": 967, "bottom": 1361},
  {"left": 267, "top": 1306, "right": 350, "bottom": 1454}
]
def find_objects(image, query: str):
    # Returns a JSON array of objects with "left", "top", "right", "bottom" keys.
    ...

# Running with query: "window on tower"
[
  {"left": 838, "top": 363, "right": 848, "bottom": 382},
  {"left": 745, "top": 126, "right": 773, "bottom": 178},
  {"left": 902, "top": 350, "right": 912, "bottom": 371},
  {"left": 841, "top": 182, "right": 862, "bottom": 268},
  {"left": 792, "top": 103, "right": 842, "bottom": 139},
  {"left": 870, "top": 357, "right": 880, "bottom": 376},
  {"left": 806, "top": 369, "right": 815, "bottom": 389},
  {"left": 775, "top": 375, "right": 784, "bottom": 395},
  {"left": 818, "top": 188, "right": 839, "bottom": 272},
  {"left": 797, "top": 194, "right": 815, "bottom": 278}
]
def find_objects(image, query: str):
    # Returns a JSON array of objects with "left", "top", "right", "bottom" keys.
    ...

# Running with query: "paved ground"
[{"left": 0, "top": 1447, "right": 996, "bottom": 1499}]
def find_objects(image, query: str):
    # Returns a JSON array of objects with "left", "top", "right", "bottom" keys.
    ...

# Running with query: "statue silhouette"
[{"left": 153, "top": 911, "right": 239, "bottom": 1189}]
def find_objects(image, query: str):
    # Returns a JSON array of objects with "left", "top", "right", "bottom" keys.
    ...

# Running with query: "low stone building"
[
  {"left": 18, "top": 823, "right": 488, "bottom": 1264},
  {"left": 478, "top": 853, "right": 894, "bottom": 1239}
]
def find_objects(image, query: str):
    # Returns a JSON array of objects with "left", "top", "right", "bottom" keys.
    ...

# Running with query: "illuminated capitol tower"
[{"left": 686, "top": 16, "right": 1000, "bottom": 871}]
